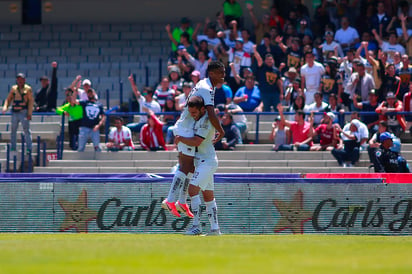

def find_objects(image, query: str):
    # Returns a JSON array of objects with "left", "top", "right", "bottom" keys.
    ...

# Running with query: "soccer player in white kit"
[
  {"left": 175, "top": 96, "right": 221, "bottom": 235},
  {"left": 162, "top": 61, "right": 225, "bottom": 218}
]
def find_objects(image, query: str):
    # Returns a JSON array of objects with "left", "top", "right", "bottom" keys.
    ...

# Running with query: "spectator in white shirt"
[
  {"left": 300, "top": 51, "right": 325, "bottom": 105},
  {"left": 334, "top": 17, "right": 360, "bottom": 53},
  {"left": 106, "top": 117, "right": 135, "bottom": 151}
]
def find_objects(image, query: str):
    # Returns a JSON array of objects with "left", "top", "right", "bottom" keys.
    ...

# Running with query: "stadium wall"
[{"left": 1, "top": 173, "right": 412, "bottom": 235}]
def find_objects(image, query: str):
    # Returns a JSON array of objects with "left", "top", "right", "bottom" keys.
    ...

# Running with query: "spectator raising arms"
[
  {"left": 34, "top": 61, "right": 58, "bottom": 112},
  {"left": 253, "top": 46, "right": 283, "bottom": 112},
  {"left": 277, "top": 103, "right": 313, "bottom": 151},
  {"left": 140, "top": 109, "right": 168, "bottom": 151}
]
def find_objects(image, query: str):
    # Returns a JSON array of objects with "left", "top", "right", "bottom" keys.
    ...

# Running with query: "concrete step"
[
  {"left": 59, "top": 150, "right": 374, "bottom": 161},
  {"left": 0, "top": 115, "right": 62, "bottom": 123},
  {"left": 47, "top": 159, "right": 372, "bottom": 168},
  {"left": 0, "top": 122, "right": 61, "bottom": 132},
  {"left": 33, "top": 166, "right": 372, "bottom": 174}
]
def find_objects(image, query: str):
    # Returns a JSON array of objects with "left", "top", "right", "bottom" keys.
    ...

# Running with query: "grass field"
[{"left": 0, "top": 233, "right": 411, "bottom": 274}]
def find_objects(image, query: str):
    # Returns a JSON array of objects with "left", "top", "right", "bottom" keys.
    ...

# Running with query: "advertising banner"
[{"left": 0, "top": 174, "right": 412, "bottom": 235}]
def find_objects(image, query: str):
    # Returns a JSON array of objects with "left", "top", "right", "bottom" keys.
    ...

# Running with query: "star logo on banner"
[
  {"left": 58, "top": 189, "right": 97, "bottom": 233},
  {"left": 273, "top": 189, "right": 312, "bottom": 234}
]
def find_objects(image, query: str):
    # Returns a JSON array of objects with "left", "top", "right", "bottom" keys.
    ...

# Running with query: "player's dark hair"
[
  {"left": 187, "top": 95, "right": 204, "bottom": 109},
  {"left": 207, "top": 61, "right": 225, "bottom": 74}
]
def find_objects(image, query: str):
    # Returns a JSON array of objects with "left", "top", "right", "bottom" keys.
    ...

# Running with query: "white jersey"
[
  {"left": 108, "top": 126, "right": 135, "bottom": 149},
  {"left": 174, "top": 78, "right": 215, "bottom": 137},
  {"left": 194, "top": 112, "right": 217, "bottom": 163}
]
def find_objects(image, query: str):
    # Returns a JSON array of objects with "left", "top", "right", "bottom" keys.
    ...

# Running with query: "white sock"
[
  {"left": 205, "top": 199, "right": 219, "bottom": 230},
  {"left": 166, "top": 170, "right": 186, "bottom": 203},
  {"left": 190, "top": 195, "right": 201, "bottom": 227},
  {"left": 178, "top": 172, "right": 192, "bottom": 204}
]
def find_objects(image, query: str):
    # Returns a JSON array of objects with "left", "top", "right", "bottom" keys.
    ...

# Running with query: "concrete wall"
[{"left": 0, "top": 0, "right": 272, "bottom": 27}]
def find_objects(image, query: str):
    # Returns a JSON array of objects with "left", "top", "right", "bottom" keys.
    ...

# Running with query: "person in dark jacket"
[
  {"left": 34, "top": 61, "right": 58, "bottom": 112},
  {"left": 374, "top": 132, "right": 410, "bottom": 173},
  {"left": 214, "top": 112, "right": 242, "bottom": 150}
]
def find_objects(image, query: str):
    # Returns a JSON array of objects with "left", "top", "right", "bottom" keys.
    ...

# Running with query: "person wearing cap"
[
  {"left": 77, "top": 88, "right": 105, "bottom": 152},
  {"left": 311, "top": 112, "right": 341, "bottom": 151},
  {"left": 300, "top": 51, "right": 325, "bottom": 105},
  {"left": 253, "top": 46, "right": 283, "bottom": 112},
  {"left": 34, "top": 61, "right": 58, "bottom": 112},
  {"left": 321, "top": 30, "right": 344, "bottom": 58},
  {"left": 224, "top": 35, "right": 252, "bottom": 93},
  {"left": 283, "top": 67, "right": 299, "bottom": 91},
  {"left": 167, "top": 44, "right": 190, "bottom": 68},
  {"left": 190, "top": 70, "right": 201, "bottom": 85},
  {"left": 376, "top": 91, "right": 407, "bottom": 136},
  {"left": 346, "top": 60, "right": 375, "bottom": 102},
  {"left": 374, "top": 132, "right": 410, "bottom": 173},
  {"left": 70, "top": 77, "right": 99, "bottom": 101},
  {"left": 167, "top": 65, "right": 184, "bottom": 91},
  {"left": 2, "top": 73, "right": 34, "bottom": 153},
  {"left": 352, "top": 89, "right": 380, "bottom": 135},
  {"left": 332, "top": 119, "right": 362, "bottom": 167},
  {"left": 127, "top": 75, "right": 161, "bottom": 133},
  {"left": 367, "top": 120, "right": 389, "bottom": 168}
]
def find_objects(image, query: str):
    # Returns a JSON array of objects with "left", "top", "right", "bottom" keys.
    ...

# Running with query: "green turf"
[{"left": 0, "top": 233, "right": 411, "bottom": 274}]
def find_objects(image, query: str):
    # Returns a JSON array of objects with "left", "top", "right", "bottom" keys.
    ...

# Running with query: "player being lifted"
[
  {"left": 162, "top": 61, "right": 225, "bottom": 218},
  {"left": 176, "top": 96, "right": 221, "bottom": 235}
]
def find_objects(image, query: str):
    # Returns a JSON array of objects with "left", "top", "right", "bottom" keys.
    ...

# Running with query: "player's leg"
[
  {"left": 176, "top": 171, "right": 194, "bottom": 218},
  {"left": 163, "top": 152, "right": 194, "bottom": 217},
  {"left": 183, "top": 183, "right": 202, "bottom": 235},
  {"left": 203, "top": 190, "right": 220, "bottom": 235}
]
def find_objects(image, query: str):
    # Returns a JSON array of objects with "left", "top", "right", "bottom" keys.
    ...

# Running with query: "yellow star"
[
  {"left": 273, "top": 189, "right": 312, "bottom": 234},
  {"left": 58, "top": 189, "right": 97, "bottom": 233}
]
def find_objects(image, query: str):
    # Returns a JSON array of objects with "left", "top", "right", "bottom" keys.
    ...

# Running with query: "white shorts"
[
  {"left": 177, "top": 142, "right": 196, "bottom": 157},
  {"left": 173, "top": 122, "right": 196, "bottom": 157},
  {"left": 190, "top": 158, "right": 218, "bottom": 191}
]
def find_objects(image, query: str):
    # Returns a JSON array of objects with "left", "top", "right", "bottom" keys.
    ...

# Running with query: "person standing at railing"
[
  {"left": 56, "top": 88, "right": 83, "bottom": 151},
  {"left": 126, "top": 75, "right": 161, "bottom": 133},
  {"left": 77, "top": 88, "right": 105, "bottom": 152},
  {"left": 2, "top": 73, "right": 33, "bottom": 154}
]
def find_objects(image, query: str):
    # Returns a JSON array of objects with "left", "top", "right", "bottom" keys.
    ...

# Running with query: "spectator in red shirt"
[
  {"left": 277, "top": 103, "right": 313, "bottom": 151},
  {"left": 311, "top": 112, "right": 341, "bottom": 151},
  {"left": 140, "top": 109, "right": 168, "bottom": 151}
]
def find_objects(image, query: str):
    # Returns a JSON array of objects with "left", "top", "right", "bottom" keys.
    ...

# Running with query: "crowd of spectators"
[{"left": 3, "top": 0, "right": 412, "bottom": 170}]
